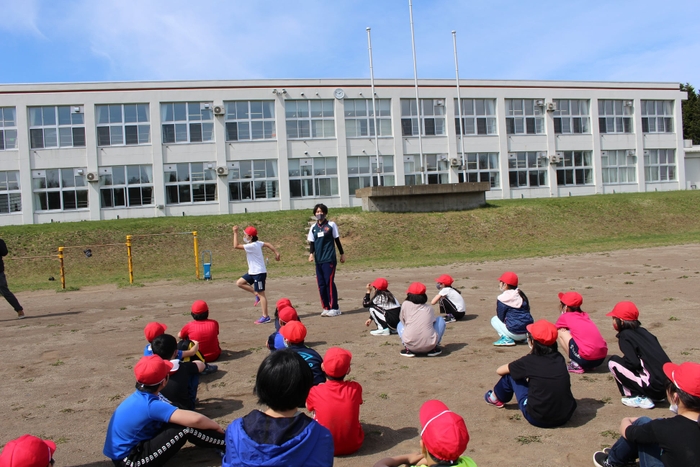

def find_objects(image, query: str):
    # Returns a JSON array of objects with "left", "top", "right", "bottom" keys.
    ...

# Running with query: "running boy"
[
  {"left": 555, "top": 291, "right": 607, "bottom": 373},
  {"left": 307, "top": 203, "right": 345, "bottom": 317},
  {"left": 233, "top": 225, "right": 281, "bottom": 325},
  {"left": 430, "top": 274, "right": 466, "bottom": 323},
  {"left": 491, "top": 271, "right": 533, "bottom": 346}
]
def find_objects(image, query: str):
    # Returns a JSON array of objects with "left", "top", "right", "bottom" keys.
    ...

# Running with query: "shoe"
[
  {"left": 320, "top": 309, "right": 330, "bottom": 316},
  {"left": 16, "top": 311, "right": 25, "bottom": 319},
  {"left": 254, "top": 295, "right": 260, "bottom": 306},
  {"left": 567, "top": 361, "right": 585, "bottom": 374},
  {"left": 400, "top": 348, "right": 415, "bottom": 358},
  {"left": 427, "top": 346, "right": 442, "bottom": 357},
  {"left": 593, "top": 451, "right": 615, "bottom": 467},
  {"left": 324, "top": 309, "right": 341, "bottom": 317},
  {"left": 201, "top": 364, "right": 218, "bottom": 375},
  {"left": 493, "top": 336, "right": 516, "bottom": 346},
  {"left": 254, "top": 316, "right": 271, "bottom": 324},
  {"left": 598, "top": 449, "right": 636, "bottom": 466},
  {"left": 370, "top": 328, "right": 391, "bottom": 336},
  {"left": 484, "top": 390, "right": 504, "bottom": 408},
  {"left": 444, "top": 314, "right": 456, "bottom": 324},
  {"left": 621, "top": 395, "right": 654, "bottom": 409}
]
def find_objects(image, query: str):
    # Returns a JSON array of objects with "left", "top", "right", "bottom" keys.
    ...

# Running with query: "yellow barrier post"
[
  {"left": 193, "top": 231, "right": 200, "bottom": 280},
  {"left": 58, "top": 246, "right": 66, "bottom": 290},
  {"left": 126, "top": 235, "right": 134, "bottom": 284}
]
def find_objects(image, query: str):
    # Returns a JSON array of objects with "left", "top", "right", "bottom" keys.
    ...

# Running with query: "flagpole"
[
  {"left": 408, "top": 0, "right": 424, "bottom": 183},
  {"left": 367, "top": 27, "right": 382, "bottom": 186},
  {"left": 452, "top": 30, "right": 466, "bottom": 178}
]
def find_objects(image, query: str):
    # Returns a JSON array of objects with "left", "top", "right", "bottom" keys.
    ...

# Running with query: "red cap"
[
  {"left": 499, "top": 272, "right": 518, "bottom": 287},
  {"left": 278, "top": 305, "right": 299, "bottom": 323},
  {"left": 419, "top": 400, "right": 469, "bottom": 462},
  {"left": 664, "top": 362, "right": 700, "bottom": 398},
  {"left": 370, "top": 278, "right": 389, "bottom": 291},
  {"left": 134, "top": 355, "right": 174, "bottom": 385},
  {"left": 244, "top": 226, "right": 257, "bottom": 237},
  {"left": 406, "top": 282, "right": 427, "bottom": 295},
  {"left": 435, "top": 274, "right": 454, "bottom": 286},
  {"left": 323, "top": 347, "right": 352, "bottom": 378},
  {"left": 558, "top": 291, "right": 583, "bottom": 308},
  {"left": 526, "top": 319, "right": 558, "bottom": 345},
  {"left": 144, "top": 322, "right": 167, "bottom": 342},
  {"left": 606, "top": 301, "right": 639, "bottom": 321},
  {"left": 191, "top": 300, "right": 209, "bottom": 314},
  {"left": 280, "top": 320, "right": 307, "bottom": 344},
  {"left": 0, "top": 434, "right": 56, "bottom": 467},
  {"left": 276, "top": 298, "right": 292, "bottom": 310}
]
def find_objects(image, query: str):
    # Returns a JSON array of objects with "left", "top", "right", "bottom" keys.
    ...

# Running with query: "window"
[
  {"left": 508, "top": 152, "right": 548, "bottom": 187},
  {"left": 0, "top": 107, "right": 18, "bottom": 150},
  {"left": 29, "top": 106, "right": 86, "bottom": 149},
  {"left": 553, "top": 100, "right": 590, "bottom": 134},
  {"left": 403, "top": 154, "right": 450, "bottom": 185},
  {"left": 505, "top": 99, "right": 544, "bottom": 135},
  {"left": 0, "top": 171, "right": 21, "bottom": 213},
  {"left": 96, "top": 104, "right": 150, "bottom": 146},
  {"left": 225, "top": 101, "right": 276, "bottom": 141},
  {"left": 347, "top": 155, "right": 395, "bottom": 195},
  {"left": 288, "top": 157, "right": 338, "bottom": 197},
  {"left": 100, "top": 165, "right": 154, "bottom": 208},
  {"left": 228, "top": 160, "right": 279, "bottom": 201},
  {"left": 555, "top": 151, "right": 593, "bottom": 186},
  {"left": 32, "top": 168, "right": 88, "bottom": 211},
  {"left": 644, "top": 149, "right": 676, "bottom": 181},
  {"left": 598, "top": 100, "right": 633, "bottom": 134},
  {"left": 164, "top": 163, "right": 217, "bottom": 204},
  {"left": 285, "top": 100, "right": 335, "bottom": 139},
  {"left": 161, "top": 103, "right": 214, "bottom": 144},
  {"left": 345, "top": 99, "right": 392, "bottom": 137},
  {"left": 602, "top": 150, "right": 636, "bottom": 184},
  {"left": 641, "top": 101, "right": 673, "bottom": 133},
  {"left": 460, "top": 153, "right": 500, "bottom": 188},
  {"left": 454, "top": 99, "right": 497, "bottom": 135},
  {"left": 401, "top": 99, "right": 446, "bottom": 136}
]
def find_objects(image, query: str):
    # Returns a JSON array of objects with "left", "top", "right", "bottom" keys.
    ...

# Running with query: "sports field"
[{"left": 1, "top": 243, "right": 698, "bottom": 466}]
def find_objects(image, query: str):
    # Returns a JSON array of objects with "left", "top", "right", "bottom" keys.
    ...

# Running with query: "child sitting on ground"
[
  {"left": 307, "top": 347, "right": 364, "bottom": 456},
  {"left": 267, "top": 304, "right": 300, "bottom": 351},
  {"left": 178, "top": 300, "right": 221, "bottom": 374},
  {"left": 398, "top": 282, "right": 445, "bottom": 358},
  {"left": 151, "top": 333, "right": 205, "bottom": 410},
  {"left": 363, "top": 277, "right": 401, "bottom": 336},
  {"left": 0, "top": 434, "right": 56, "bottom": 467},
  {"left": 372, "top": 399, "right": 476, "bottom": 467},
  {"left": 491, "top": 271, "right": 533, "bottom": 346},
  {"left": 279, "top": 321, "right": 325, "bottom": 385},
  {"left": 485, "top": 319, "right": 577, "bottom": 428},
  {"left": 593, "top": 361, "right": 700, "bottom": 467},
  {"left": 430, "top": 274, "right": 466, "bottom": 323},
  {"left": 555, "top": 291, "right": 608, "bottom": 373},
  {"left": 606, "top": 301, "right": 671, "bottom": 409},
  {"left": 223, "top": 349, "right": 334, "bottom": 467},
  {"left": 143, "top": 321, "right": 199, "bottom": 360}
]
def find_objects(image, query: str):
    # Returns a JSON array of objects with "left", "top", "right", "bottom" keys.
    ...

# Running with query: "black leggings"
[
  {"left": 438, "top": 298, "right": 465, "bottom": 320},
  {"left": 0, "top": 272, "right": 22, "bottom": 312}
]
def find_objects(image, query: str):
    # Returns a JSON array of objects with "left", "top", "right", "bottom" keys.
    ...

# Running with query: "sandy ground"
[{"left": 1, "top": 244, "right": 699, "bottom": 467}]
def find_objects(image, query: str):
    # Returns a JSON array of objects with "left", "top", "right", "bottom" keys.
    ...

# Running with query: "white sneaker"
[
  {"left": 370, "top": 328, "right": 390, "bottom": 336},
  {"left": 621, "top": 395, "right": 655, "bottom": 409},
  {"left": 325, "top": 309, "right": 342, "bottom": 317},
  {"left": 320, "top": 309, "right": 330, "bottom": 316}
]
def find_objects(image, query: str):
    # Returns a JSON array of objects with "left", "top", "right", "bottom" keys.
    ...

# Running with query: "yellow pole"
[
  {"left": 126, "top": 235, "right": 134, "bottom": 284},
  {"left": 58, "top": 246, "right": 65, "bottom": 290},
  {"left": 193, "top": 231, "right": 200, "bottom": 280}
]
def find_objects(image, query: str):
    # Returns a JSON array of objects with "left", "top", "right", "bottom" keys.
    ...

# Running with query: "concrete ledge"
[{"left": 355, "top": 182, "right": 490, "bottom": 212}]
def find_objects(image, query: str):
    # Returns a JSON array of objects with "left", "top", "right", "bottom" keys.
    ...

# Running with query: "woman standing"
[{"left": 307, "top": 204, "right": 345, "bottom": 317}]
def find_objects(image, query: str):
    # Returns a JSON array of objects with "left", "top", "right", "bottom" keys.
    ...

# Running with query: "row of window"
[
  {"left": 0, "top": 149, "right": 676, "bottom": 213},
  {"left": 0, "top": 98, "right": 676, "bottom": 151}
]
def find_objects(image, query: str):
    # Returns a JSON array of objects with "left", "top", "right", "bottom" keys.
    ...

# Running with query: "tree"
[{"left": 681, "top": 83, "right": 700, "bottom": 145}]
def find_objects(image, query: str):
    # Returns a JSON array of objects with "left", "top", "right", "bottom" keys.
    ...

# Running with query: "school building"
[{"left": 0, "top": 79, "right": 692, "bottom": 225}]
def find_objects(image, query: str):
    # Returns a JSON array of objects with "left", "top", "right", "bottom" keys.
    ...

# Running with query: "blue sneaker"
[
  {"left": 254, "top": 316, "right": 271, "bottom": 324},
  {"left": 493, "top": 336, "right": 516, "bottom": 346}
]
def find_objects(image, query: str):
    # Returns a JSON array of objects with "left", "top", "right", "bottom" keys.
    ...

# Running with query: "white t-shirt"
[
  {"left": 439, "top": 287, "right": 466, "bottom": 313},
  {"left": 243, "top": 241, "right": 266, "bottom": 274}
]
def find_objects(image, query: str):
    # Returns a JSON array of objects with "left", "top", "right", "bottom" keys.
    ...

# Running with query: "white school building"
[{"left": 0, "top": 78, "right": 694, "bottom": 225}]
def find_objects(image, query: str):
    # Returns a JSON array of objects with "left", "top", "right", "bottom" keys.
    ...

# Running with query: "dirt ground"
[{"left": 1, "top": 244, "right": 699, "bottom": 467}]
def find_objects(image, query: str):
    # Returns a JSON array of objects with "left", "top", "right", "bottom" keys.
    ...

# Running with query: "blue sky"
[{"left": 1, "top": 0, "right": 699, "bottom": 85}]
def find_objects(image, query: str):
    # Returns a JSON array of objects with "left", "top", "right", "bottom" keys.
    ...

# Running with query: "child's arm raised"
[
  {"left": 232, "top": 225, "right": 245, "bottom": 250},
  {"left": 263, "top": 242, "right": 281, "bottom": 261},
  {"left": 373, "top": 452, "right": 426, "bottom": 467}
]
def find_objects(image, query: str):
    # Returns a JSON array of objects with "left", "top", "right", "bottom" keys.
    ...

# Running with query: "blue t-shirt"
[
  {"left": 144, "top": 343, "right": 183, "bottom": 359},
  {"left": 288, "top": 344, "right": 326, "bottom": 385},
  {"left": 103, "top": 390, "right": 177, "bottom": 460}
]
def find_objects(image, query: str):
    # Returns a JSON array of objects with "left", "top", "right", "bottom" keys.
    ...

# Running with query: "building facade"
[{"left": 0, "top": 79, "right": 688, "bottom": 225}]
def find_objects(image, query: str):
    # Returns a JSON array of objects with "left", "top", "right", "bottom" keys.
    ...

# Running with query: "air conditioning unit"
[
  {"left": 626, "top": 149, "right": 636, "bottom": 157},
  {"left": 546, "top": 102, "right": 557, "bottom": 112},
  {"left": 213, "top": 105, "right": 225, "bottom": 116},
  {"left": 535, "top": 99, "right": 545, "bottom": 107},
  {"left": 624, "top": 100, "right": 634, "bottom": 107},
  {"left": 216, "top": 166, "right": 229, "bottom": 176},
  {"left": 549, "top": 154, "right": 562, "bottom": 164},
  {"left": 86, "top": 172, "right": 99, "bottom": 182}
]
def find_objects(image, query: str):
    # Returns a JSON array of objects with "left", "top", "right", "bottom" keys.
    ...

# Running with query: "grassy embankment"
[{"left": 2, "top": 190, "right": 700, "bottom": 292}]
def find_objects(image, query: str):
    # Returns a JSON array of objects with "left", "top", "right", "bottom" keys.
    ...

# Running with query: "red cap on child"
[
  {"left": 0, "top": 434, "right": 56, "bottom": 467},
  {"left": 435, "top": 274, "right": 454, "bottom": 286},
  {"left": 499, "top": 272, "right": 518, "bottom": 287},
  {"left": 526, "top": 319, "right": 558, "bottom": 345},
  {"left": 244, "top": 226, "right": 257, "bottom": 237},
  {"left": 278, "top": 305, "right": 299, "bottom": 323},
  {"left": 419, "top": 400, "right": 469, "bottom": 462},
  {"left": 664, "top": 362, "right": 700, "bottom": 398},
  {"left": 191, "top": 300, "right": 209, "bottom": 315},
  {"left": 370, "top": 278, "right": 389, "bottom": 291},
  {"left": 144, "top": 322, "right": 167, "bottom": 342},
  {"left": 276, "top": 298, "right": 292, "bottom": 310},
  {"left": 280, "top": 321, "right": 307, "bottom": 344},
  {"left": 323, "top": 347, "right": 352, "bottom": 378},
  {"left": 134, "top": 355, "right": 174, "bottom": 385},
  {"left": 406, "top": 282, "right": 427, "bottom": 295},
  {"left": 558, "top": 291, "right": 583, "bottom": 308},
  {"left": 606, "top": 301, "right": 639, "bottom": 321}
]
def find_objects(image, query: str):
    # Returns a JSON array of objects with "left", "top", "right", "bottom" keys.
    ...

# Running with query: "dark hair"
[
  {"left": 406, "top": 293, "right": 428, "bottom": 305},
  {"left": 151, "top": 334, "right": 178, "bottom": 360},
  {"left": 248, "top": 235, "right": 259, "bottom": 242},
  {"left": 325, "top": 374, "right": 346, "bottom": 382},
  {"left": 374, "top": 289, "right": 398, "bottom": 305},
  {"left": 313, "top": 203, "right": 328, "bottom": 215},
  {"left": 528, "top": 333, "right": 558, "bottom": 356},
  {"left": 667, "top": 380, "right": 700, "bottom": 427},
  {"left": 563, "top": 304, "right": 582, "bottom": 313},
  {"left": 135, "top": 375, "right": 168, "bottom": 394},
  {"left": 614, "top": 317, "right": 641, "bottom": 331},
  {"left": 517, "top": 289, "right": 529, "bottom": 303},
  {"left": 192, "top": 311, "right": 209, "bottom": 321},
  {"left": 254, "top": 349, "right": 313, "bottom": 411}
]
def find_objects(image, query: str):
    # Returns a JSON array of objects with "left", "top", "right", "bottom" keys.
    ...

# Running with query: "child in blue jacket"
[{"left": 491, "top": 271, "right": 533, "bottom": 346}]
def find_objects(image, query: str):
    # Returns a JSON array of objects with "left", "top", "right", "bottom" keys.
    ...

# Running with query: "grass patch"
[
  {"left": 516, "top": 435, "right": 541, "bottom": 445},
  {"left": 600, "top": 430, "right": 619, "bottom": 438}
]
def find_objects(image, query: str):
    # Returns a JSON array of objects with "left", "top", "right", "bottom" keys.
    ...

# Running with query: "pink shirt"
[{"left": 556, "top": 312, "right": 607, "bottom": 360}]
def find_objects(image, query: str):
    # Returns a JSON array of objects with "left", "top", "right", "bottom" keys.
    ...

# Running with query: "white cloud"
[{"left": 0, "top": 0, "right": 45, "bottom": 37}]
